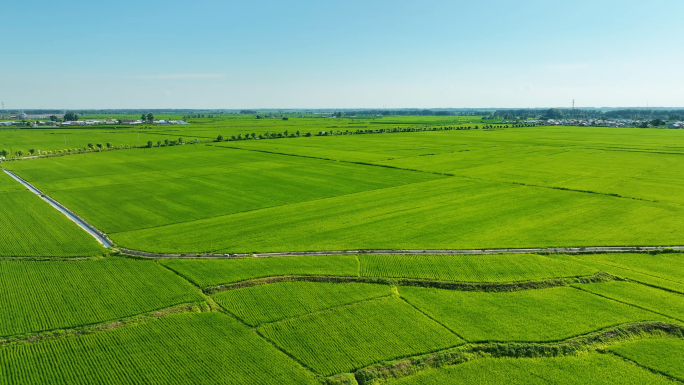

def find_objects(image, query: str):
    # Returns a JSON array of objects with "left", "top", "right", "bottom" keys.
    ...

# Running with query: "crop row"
[{"left": 0, "top": 258, "right": 203, "bottom": 337}]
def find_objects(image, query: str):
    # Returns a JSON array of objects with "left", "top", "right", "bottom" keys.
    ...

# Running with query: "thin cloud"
[{"left": 136, "top": 74, "right": 228, "bottom": 80}]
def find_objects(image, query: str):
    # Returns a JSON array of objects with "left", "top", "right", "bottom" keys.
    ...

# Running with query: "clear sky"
[{"left": 2, "top": 0, "right": 683, "bottom": 109}]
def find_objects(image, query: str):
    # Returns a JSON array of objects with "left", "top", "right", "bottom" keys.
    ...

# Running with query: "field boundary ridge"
[
  {"left": 0, "top": 302, "right": 207, "bottom": 348},
  {"left": 329, "top": 322, "right": 684, "bottom": 385},
  {"left": 203, "top": 272, "right": 617, "bottom": 295}
]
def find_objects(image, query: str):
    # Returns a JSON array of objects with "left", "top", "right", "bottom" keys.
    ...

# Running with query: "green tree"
[
  {"left": 29, "top": 148, "right": 36, "bottom": 155},
  {"left": 217, "top": 135, "right": 224, "bottom": 142},
  {"left": 296, "top": 130, "right": 300, "bottom": 137},
  {"left": 147, "top": 140, "right": 153, "bottom": 148},
  {"left": 64, "top": 111, "right": 78, "bottom": 121},
  {"left": 141, "top": 113, "right": 146, "bottom": 121},
  {"left": 147, "top": 113, "right": 154, "bottom": 122},
  {"left": 251, "top": 133, "right": 256, "bottom": 139},
  {"left": 87, "top": 143, "right": 94, "bottom": 149},
  {"left": 545, "top": 108, "right": 563, "bottom": 119},
  {"left": 178, "top": 137, "right": 183, "bottom": 144},
  {"left": 157, "top": 140, "right": 161, "bottom": 147},
  {"left": 49, "top": 115, "right": 58, "bottom": 121},
  {"left": 96, "top": 143, "right": 103, "bottom": 149},
  {"left": 106, "top": 142, "right": 113, "bottom": 148},
  {"left": 164, "top": 139, "right": 170, "bottom": 146},
  {"left": 0, "top": 149, "right": 8, "bottom": 157},
  {"left": 16, "top": 150, "right": 24, "bottom": 156},
  {"left": 237, "top": 134, "right": 242, "bottom": 140}
]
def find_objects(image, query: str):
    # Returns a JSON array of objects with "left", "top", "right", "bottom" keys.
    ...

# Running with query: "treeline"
[
  {"left": 489, "top": 108, "right": 684, "bottom": 120},
  {"left": 334, "top": 109, "right": 490, "bottom": 117}
]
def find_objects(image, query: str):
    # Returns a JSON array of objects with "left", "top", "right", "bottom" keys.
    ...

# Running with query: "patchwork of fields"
[
  {"left": 7, "top": 124, "right": 684, "bottom": 254},
  {"left": 3, "top": 119, "right": 684, "bottom": 384},
  {"left": 0, "top": 251, "right": 683, "bottom": 384}
]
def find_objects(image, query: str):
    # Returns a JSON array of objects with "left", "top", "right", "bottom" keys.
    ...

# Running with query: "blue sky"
[{"left": 1, "top": 0, "right": 683, "bottom": 109}]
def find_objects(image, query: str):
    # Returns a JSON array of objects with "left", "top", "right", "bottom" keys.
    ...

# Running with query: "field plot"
[
  {"left": 0, "top": 171, "right": 103, "bottom": 257},
  {"left": 567, "top": 253, "right": 684, "bottom": 292},
  {"left": 399, "top": 286, "right": 667, "bottom": 342},
  {"left": 359, "top": 253, "right": 595, "bottom": 282},
  {"left": 8, "top": 125, "right": 684, "bottom": 254},
  {"left": 258, "top": 296, "right": 462, "bottom": 375},
  {"left": 214, "top": 281, "right": 391, "bottom": 325},
  {"left": 387, "top": 354, "right": 675, "bottom": 385},
  {"left": 113, "top": 176, "right": 684, "bottom": 253},
  {"left": 161, "top": 254, "right": 358, "bottom": 287},
  {"left": 231, "top": 125, "right": 684, "bottom": 204},
  {"left": 5, "top": 144, "right": 441, "bottom": 234},
  {"left": 611, "top": 338, "right": 684, "bottom": 381},
  {"left": 0, "top": 312, "right": 317, "bottom": 385},
  {"left": 0, "top": 258, "right": 203, "bottom": 336},
  {"left": 575, "top": 281, "right": 684, "bottom": 322}
]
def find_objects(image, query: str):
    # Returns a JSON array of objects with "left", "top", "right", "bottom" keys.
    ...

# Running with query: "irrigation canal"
[{"left": 2, "top": 168, "right": 113, "bottom": 248}]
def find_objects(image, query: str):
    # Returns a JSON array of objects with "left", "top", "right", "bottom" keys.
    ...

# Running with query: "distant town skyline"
[{"left": 2, "top": 0, "right": 683, "bottom": 109}]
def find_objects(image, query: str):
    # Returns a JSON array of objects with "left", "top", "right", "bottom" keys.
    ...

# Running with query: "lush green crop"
[
  {"left": 399, "top": 286, "right": 667, "bottom": 342},
  {"left": 258, "top": 296, "right": 462, "bottom": 375},
  {"left": 214, "top": 281, "right": 391, "bottom": 326},
  {"left": 8, "top": 125, "right": 684, "bottom": 253},
  {"left": 161, "top": 254, "right": 358, "bottom": 287},
  {"left": 0, "top": 172, "right": 103, "bottom": 257},
  {"left": 111, "top": 175, "right": 684, "bottom": 253},
  {"left": 6, "top": 144, "right": 440, "bottom": 234},
  {"left": 359, "top": 253, "right": 595, "bottom": 282},
  {"left": 387, "top": 354, "right": 675, "bottom": 385},
  {"left": 611, "top": 338, "right": 684, "bottom": 381},
  {"left": 0, "top": 257, "right": 203, "bottom": 336},
  {"left": 0, "top": 312, "right": 317, "bottom": 385},
  {"left": 576, "top": 281, "right": 684, "bottom": 322},
  {"left": 568, "top": 253, "right": 684, "bottom": 292}
]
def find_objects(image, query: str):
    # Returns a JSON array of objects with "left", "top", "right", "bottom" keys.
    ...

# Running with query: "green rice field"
[
  {"left": 399, "top": 285, "right": 668, "bottom": 342},
  {"left": 0, "top": 171, "right": 104, "bottom": 257},
  {"left": 611, "top": 338, "right": 684, "bottom": 381},
  {"left": 3, "top": 116, "right": 684, "bottom": 383},
  {"left": 258, "top": 296, "right": 463, "bottom": 375},
  {"left": 7, "top": 123, "right": 684, "bottom": 253},
  {"left": 0, "top": 257, "right": 203, "bottom": 337},
  {"left": 386, "top": 354, "right": 676, "bottom": 385}
]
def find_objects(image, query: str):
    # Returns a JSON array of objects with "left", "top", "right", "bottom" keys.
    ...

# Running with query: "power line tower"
[{"left": 572, "top": 99, "right": 575, "bottom": 119}]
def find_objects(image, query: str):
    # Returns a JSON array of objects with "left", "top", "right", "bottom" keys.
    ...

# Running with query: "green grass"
[
  {"left": 387, "top": 354, "right": 676, "bottom": 385},
  {"left": 611, "top": 338, "right": 684, "bottom": 381},
  {"left": 576, "top": 281, "right": 684, "bottom": 322},
  {"left": 359, "top": 253, "right": 595, "bottom": 282},
  {"left": 399, "top": 286, "right": 667, "bottom": 342},
  {"left": 0, "top": 312, "right": 317, "bottom": 385},
  {"left": 160, "top": 254, "right": 358, "bottom": 287},
  {"left": 214, "top": 281, "right": 391, "bottom": 326},
  {"left": 0, "top": 171, "right": 103, "bottom": 257},
  {"left": 0, "top": 257, "right": 203, "bottom": 336},
  {"left": 258, "top": 296, "right": 462, "bottom": 375}
]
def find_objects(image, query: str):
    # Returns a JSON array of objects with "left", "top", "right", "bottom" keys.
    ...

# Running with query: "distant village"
[
  {"left": 510, "top": 119, "right": 684, "bottom": 129},
  {"left": 0, "top": 113, "right": 188, "bottom": 127}
]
